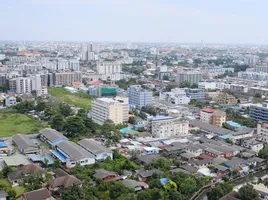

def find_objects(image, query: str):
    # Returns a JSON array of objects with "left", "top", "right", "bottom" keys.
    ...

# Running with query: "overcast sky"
[{"left": 1, "top": 0, "right": 267, "bottom": 44}]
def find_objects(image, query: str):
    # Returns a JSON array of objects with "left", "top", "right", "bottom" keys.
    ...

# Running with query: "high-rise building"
[
  {"left": 97, "top": 61, "right": 122, "bottom": 75},
  {"left": 176, "top": 72, "right": 203, "bottom": 84},
  {"left": 128, "top": 85, "right": 153, "bottom": 109},
  {"left": 50, "top": 72, "right": 82, "bottom": 86},
  {"left": 92, "top": 97, "right": 129, "bottom": 125},
  {"left": 9, "top": 75, "right": 42, "bottom": 94}
]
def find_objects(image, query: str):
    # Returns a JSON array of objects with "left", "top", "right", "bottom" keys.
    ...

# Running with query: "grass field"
[
  {"left": 48, "top": 87, "right": 93, "bottom": 110},
  {"left": 0, "top": 179, "right": 25, "bottom": 197},
  {"left": 0, "top": 109, "right": 46, "bottom": 137}
]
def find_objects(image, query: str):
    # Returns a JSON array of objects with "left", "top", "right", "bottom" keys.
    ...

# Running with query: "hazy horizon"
[{"left": 1, "top": 0, "right": 268, "bottom": 44}]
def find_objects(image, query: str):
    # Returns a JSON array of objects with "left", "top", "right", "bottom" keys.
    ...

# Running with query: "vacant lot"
[
  {"left": 0, "top": 109, "right": 46, "bottom": 137},
  {"left": 48, "top": 87, "right": 93, "bottom": 110}
]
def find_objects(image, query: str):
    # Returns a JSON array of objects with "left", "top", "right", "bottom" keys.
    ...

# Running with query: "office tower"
[{"left": 128, "top": 85, "right": 153, "bottom": 109}]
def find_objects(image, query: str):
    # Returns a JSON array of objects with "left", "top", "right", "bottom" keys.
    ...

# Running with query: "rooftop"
[
  {"left": 201, "top": 108, "right": 215, "bottom": 113},
  {"left": 78, "top": 139, "right": 112, "bottom": 155}
]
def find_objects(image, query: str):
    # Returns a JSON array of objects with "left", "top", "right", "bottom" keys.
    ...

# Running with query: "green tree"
[
  {"left": 61, "top": 184, "right": 84, "bottom": 200},
  {"left": 258, "top": 146, "right": 268, "bottom": 160},
  {"left": 207, "top": 183, "right": 234, "bottom": 200},
  {"left": 14, "top": 101, "right": 35, "bottom": 113},
  {"left": 254, "top": 93, "right": 262, "bottom": 98},
  {"left": 51, "top": 114, "right": 66, "bottom": 131},
  {"left": 179, "top": 177, "right": 197, "bottom": 196},
  {"left": 238, "top": 184, "right": 260, "bottom": 200},
  {"left": 2, "top": 165, "right": 14, "bottom": 178},
  {"left": 138, "top": 111, "right": 147, "bottom": 119},
  {"left": 53, "top": 159, "right": 61, "bottom": 168},
  {"left": 59, "top": 103, "right": 72, "bottom": 117},
  {"left": 128, "top": 117, "right": 136, "bottom": 124},
  {"left": 44, "top": 158, "right": 49, "bottom": 168},
  {"left": 24, "top": 175, "right": 43, "bottom": 191},
  {"left": 168, "top": 190, "right": 184, "bottom": 200},
  {"left": 64, "top": 116, "right": 87, "bottom": 138},
  {"left": 191, "top": 83, "right": 198, "bottom": 88},
  {"left": 222, "top": 122, "right": 234, "bottom": 130}
]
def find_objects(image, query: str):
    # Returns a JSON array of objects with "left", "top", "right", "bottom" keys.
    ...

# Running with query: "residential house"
[
  {"left": 48, "top": 175, "right": 82, "bottom": 193},
  {"left": 180, "top": 164, "right": 198, "bottom": 175},
  {"left": 185, "top": 144, "right": 203, "bottom": 157},
  {"left": 12, "top": 134, "right": 39, "bottom": 154},
  {"left": 20, "top": 188, "right": 54, "bottom": 200},
  {"left": 7, "top": 164, "right": 46, "bottom": 186},
  {"left": 121, "top": 179, "right": 145, "bottom": 191},
  {"left": 242, "top": 137, "right": 264, "bottom": 153},
  {"left": 53, "top": 141, "right": 95, "bottom": 168},
  {"left": 190, "top": 159, "right": 212, "bottom": 169},
  {"left": 224, "top": 158, "right": 247, "bottom": 170},
  {"left": 93, "top": 168, "right": 122, "bottom": 182},
  {"left": 136, "top": 169, "right": 163, "bottom": 182},
  {"left": 136, "top": 154, "right": 163, "bottom": 165},
  {"left": 78, "top": 139, "right": 113, "bottom": 161},
  {"left": 40, "top": 128, "right": 68, "bottom": 147}
]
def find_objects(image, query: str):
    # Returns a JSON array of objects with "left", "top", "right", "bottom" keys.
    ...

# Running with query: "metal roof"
[{"left": 78, "top": 139, "right": 112, "bottom": 155}]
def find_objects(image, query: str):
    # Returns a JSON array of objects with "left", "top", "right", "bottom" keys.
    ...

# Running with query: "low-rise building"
[
  {"left": 150, "top": 116, "right": 189, "bottom": 138},
  {"left": 78, "top": 139, "right": 113, "bottom": 161},
  {"left": 12, "top": 134, "right": 39, "bottom": 154},
  {"left": 53, "top": 141, "right": 95, "bottom": 168},
  {"left": 40, "top": 128, "right": 68, "bottom": 147},
  {"left": 159, "top": 88, "right": 190, "bottom": 105},
  {"left": 216, "top": 93, "right": 237, "bottom": 105}
]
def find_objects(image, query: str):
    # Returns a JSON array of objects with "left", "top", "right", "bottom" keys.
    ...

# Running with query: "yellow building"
[
  {"left": 92, "top": 97, "right": 129, "bottom": 125},
  {"left": 212, "top": 110, "right": 226, "bottom": 127}
]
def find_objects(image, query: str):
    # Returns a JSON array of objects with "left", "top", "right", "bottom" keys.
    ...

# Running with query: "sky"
[{"left": 1, "top": 0, "right": 268, "bottom": 44}]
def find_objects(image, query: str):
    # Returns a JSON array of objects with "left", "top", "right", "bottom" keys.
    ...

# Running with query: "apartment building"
[
  {"left": 200, "top": 108, "right": 226, "bottom": 127},
  {"left": 50, "top": 71, "right": 82, "bottom": 86},
  {"left": 97, "top": 61, "right": 122, "bottom": 75},
  {"left": 257, "top": 122, "right": 268, "bottom": 136},
  {"left": 150, "top": 116, "right": 189, "bottom": 138},
  {"left": 212, "top": 111, "right": 226, "bottom": 127},
  {"left": 128, "top": 85, "right": 153, "bottom": 109},
  {"left": 185, "top": 88, "right": 205, "bottom": 100},
  {"left": 200, "top": 108, "right": 215, "bottom": 124},
  {"left": 91, "top": 97, "right": 129, "bottom": 125},
  {"left": 176, "top": 72, "right": 203, "bottom": 84},
  {"left": 216, "top": 93, "right": 237, "bottom": 105},
  {"left": 160, "top": 88, "right": 190, "bottom": 105},
  {"left": 250, "top": 101, "right": 268, "bottom": 122}
]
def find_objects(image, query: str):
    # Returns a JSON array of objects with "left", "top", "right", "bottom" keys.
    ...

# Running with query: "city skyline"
[{"left": 1, "top": 0, "right": 268, "bottom": 44}]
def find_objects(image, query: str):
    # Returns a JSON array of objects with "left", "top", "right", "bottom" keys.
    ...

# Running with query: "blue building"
[
  {"left": 185, "top": 88, "right": 205, "bottom": 100},
  {"left": 249, "top": 100, "right": 268, "bottom": 122},
  {"left": 128, "top": 85, "right": 153, "bottom": 109}
]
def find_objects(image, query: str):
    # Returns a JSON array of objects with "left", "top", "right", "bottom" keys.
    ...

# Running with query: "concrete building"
[
  {"left": 185, "top": 88, "right": 205, "bottom": 100},
  {"left": 204, "top": 67, "right": 234, "bottom": 73},
  {"left": 159, "top": 88, "right": 190, "bottom": 105},
  {"left": 249, "top": 101, "right": 268, "bottom": 122},
  {"left": 78, "top": 139, "right": 113, "bottom": 161},
  {"left": 50, "top": 72, "right": 82, "bottom": 86},
  {"left": 216, "top": 93, "right": 237, "bottom": 105},
  {"left": 200, "top": 108, "right": 215, "bottom": 124},
  {"left": 128, "top": 85, "right": 153, "bottom": 109},
  {"left": 257, "top": 122, "right": 268, "bottom": 136},
  {"left": 176, "top": 72, "right": 203, "bottom": 84},
  {"left": 92, "top": 97, "right": 129, "bottom": 125},
  {"left": 212, "top": 111, "right": 226, "bottom": 127},
  {"left": 97, "top": 61, "right": 122, "bottom": 75},
  {"left": 198, "top": 82, "right": 217, "bottom": 90},
  {"left": 150, "top": 116, "right": 189, "bottom": 138},
  {"left": 200, "top": 108, "right": 226, "bottom": 127}
]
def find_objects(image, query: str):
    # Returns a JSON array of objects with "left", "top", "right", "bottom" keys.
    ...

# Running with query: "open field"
[
  {"left": 48, "top": 87, "right": 93, "bottom": 110},
  {"left": 0, "top": 109, "right": 46, "bottom": 137}
]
